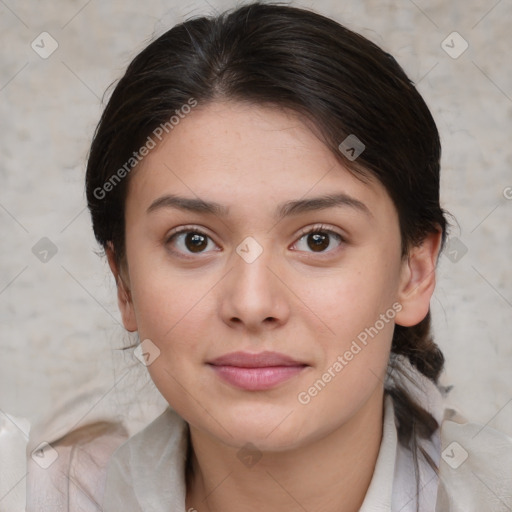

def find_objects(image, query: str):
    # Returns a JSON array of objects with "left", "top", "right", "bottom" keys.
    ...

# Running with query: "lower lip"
[{"left": 209, "top": 364, "right": 306, "bottom": 391}]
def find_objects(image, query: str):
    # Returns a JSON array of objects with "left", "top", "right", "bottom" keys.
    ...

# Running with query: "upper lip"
[{"left": 208, "top": 351, "right": 307, "bottom": 368}]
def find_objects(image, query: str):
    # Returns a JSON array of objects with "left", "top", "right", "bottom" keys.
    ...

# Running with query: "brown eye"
[
  {"left": 307, "top": 232, "right": 330, "bottom": 252},
  {"left": 184, "top": 232, "right": 208, "bottom": 252},
  {"left": 293, "top": 226, "right": 344, "bottom": 254},
  {"left": 166, "top": 228, "right": 217, "bottom": 257}
]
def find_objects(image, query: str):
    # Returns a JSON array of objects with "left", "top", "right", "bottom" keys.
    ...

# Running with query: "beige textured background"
[{"left": 1, "top": 0, "right": 511, "bottom": 491}]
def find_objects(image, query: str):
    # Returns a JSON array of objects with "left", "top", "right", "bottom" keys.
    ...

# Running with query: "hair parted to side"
[{"left": 85, "top": 0, "right": 451, "bottom": 498}]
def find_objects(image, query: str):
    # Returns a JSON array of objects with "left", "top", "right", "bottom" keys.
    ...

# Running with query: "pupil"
[
  {"left": 308, "top": 232, "right": 328, "bottom": 252},
  {"left": 186, "top": 233, "right": 207, "bottom": 252}
]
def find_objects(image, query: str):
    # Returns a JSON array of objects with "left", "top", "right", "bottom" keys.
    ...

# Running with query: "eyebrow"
[{"left": 147, "top": 192, "right": 372, "bottom": 220}]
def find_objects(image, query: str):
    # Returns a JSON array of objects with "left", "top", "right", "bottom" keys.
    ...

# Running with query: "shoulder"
[
  {"left": 437, "top": 407, "right": 512, "bottom": 511},
  {"left": 26, "top": 420, "right": 129, "bottom": 512},
  {"left": 102, "top": 407, "right": 189, "bottom": 512}
]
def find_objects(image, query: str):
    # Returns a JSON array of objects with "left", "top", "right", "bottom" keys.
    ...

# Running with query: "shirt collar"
[
  {"left": 373, "top": 355, "right": 444, "bottom": 512},
  {"left": 358, "top": 393, "right": 399, "bottom": 512}
]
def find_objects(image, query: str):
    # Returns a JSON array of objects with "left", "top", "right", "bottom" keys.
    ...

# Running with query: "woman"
[{"left": 26, "top": 2, "right": 512, "bottom": 511}]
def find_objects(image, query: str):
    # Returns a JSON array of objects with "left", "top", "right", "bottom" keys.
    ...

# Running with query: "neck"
[{"left": 185, "top": 386, "right": 385, "bottom": 512}]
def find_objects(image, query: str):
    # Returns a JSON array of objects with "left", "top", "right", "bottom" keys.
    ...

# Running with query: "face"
[{"left": 112, "top": 100, "right": 437, "bottom": 452}]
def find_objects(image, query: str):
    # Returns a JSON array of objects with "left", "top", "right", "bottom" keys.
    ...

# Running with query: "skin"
[{"left": 107, "top": 100, "right": 441, "bottom": 512}]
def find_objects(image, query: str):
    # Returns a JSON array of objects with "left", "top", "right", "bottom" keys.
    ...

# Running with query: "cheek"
[
  {"left": 305, "top": 254, "right": 400, "bottom": 341},
  {"left": 130, "top": 271, "right": 211, "bottom": 352},
  {"left": 293, "top": 252, "right": 399, "bottom": 399},
  {"left": 131, "top": 274, "right": 213, "bottom": 416},
  {"left": 126, "top": 252, "right": 218, "bottom": 381},
  {"left": 294, "top": 276, "right": 396, "bottom": 434},
  {"left": 126, "top": 236, "right": 206, "bottom": 337}
]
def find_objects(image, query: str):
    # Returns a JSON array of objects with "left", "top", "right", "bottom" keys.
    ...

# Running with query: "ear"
[
  {"left": 395, "top": 230, "right": 443, "bottom": 327},
  {"left": 106, "top": 243, "right": 138, "bottom": 332}
]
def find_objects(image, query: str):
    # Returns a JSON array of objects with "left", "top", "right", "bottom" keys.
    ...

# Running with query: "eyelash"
[{"left": 165, "top": 224, "right": 346, "bottom": 260}]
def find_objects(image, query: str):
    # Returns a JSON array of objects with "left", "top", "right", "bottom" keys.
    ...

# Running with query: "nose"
[{"left": 219, "top": 238, "right": 290, "bottom": 333}]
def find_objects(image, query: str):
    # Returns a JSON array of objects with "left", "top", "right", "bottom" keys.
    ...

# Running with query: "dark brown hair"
[{"left": 85, "top": 1, "right": 450, "bottom": 504}]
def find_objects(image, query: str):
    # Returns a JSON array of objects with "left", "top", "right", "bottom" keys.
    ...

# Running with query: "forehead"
[{"left": 126, "top": 100, "right": 394, "bottom": 220}]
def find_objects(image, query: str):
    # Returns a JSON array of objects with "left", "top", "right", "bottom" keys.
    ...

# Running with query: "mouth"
[{"left": 207, "top": 351, "right": 309, "bottom": 391}]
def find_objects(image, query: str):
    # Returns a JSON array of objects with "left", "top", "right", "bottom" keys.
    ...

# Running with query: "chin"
[
  {"left": 201, "top": 409, "right": 319, "bottom": 453},
  {"left": 223, "top": 428, "right": 307, "bottom": 453}
]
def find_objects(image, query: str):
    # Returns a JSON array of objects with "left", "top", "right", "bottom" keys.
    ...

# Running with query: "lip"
[
  {"left": 208, "top": 351, "right": 308, "bottom": 391},
  {"left": 208, "top": 350, "right": 305, "bottom": 367}
]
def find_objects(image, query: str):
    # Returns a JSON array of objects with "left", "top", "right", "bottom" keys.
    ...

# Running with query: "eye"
[
  {"left": 165, "top": 224, "right": 345, "bottom": 259},
  {"left": 165, "top": 227, "right": 218, "bottom": 258},
  {"left": 292, "top": 224, "right": 345, "bottom": 254}
]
